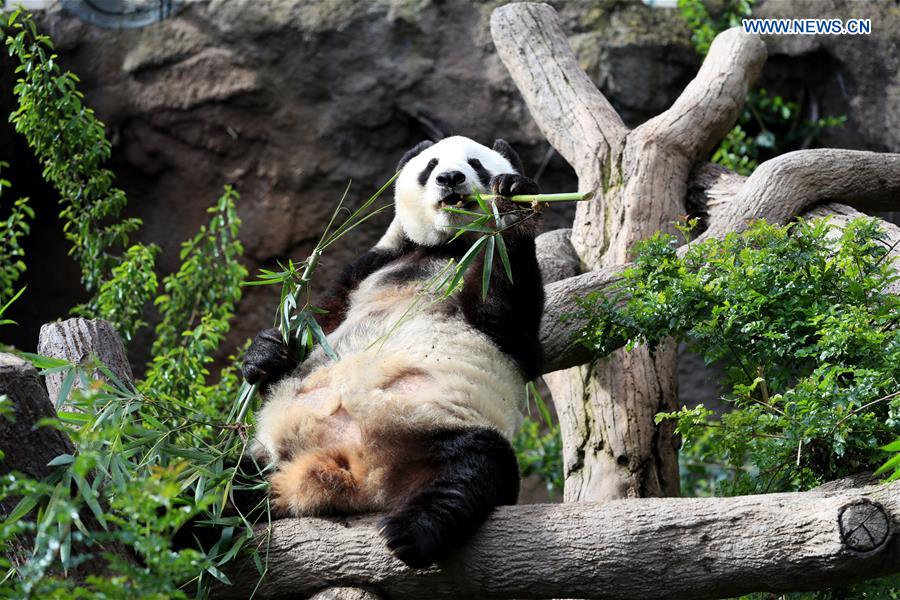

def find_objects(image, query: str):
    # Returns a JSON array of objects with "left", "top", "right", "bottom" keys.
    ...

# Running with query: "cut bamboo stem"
[{"left": 464, "top": 191, "right": 593, "bottom": 203}]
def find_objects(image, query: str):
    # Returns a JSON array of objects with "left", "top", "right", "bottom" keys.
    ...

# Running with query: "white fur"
[
  {"left": 253, "top": 258, "right": 526, "bottom": 466},
  {"left": 394, "top": 136, "right": 515, "bottom": 246},
  {"left": 253, "top": 136, "right": 526, "bottom": 479}
]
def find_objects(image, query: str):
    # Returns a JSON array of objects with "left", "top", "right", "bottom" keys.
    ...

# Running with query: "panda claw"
[
  {"left": 241, "top": 327, "right": 298, "bottom": 387},
  {"left": 378, "top": 513, "right": 439, "bottom": 569}
]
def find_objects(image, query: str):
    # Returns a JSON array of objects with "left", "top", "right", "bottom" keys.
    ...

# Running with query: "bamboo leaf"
[
  {"left": 46, "top": 453, "right": 74, "bottom": 467},
  {"left": 874, "top": 451, "right": 900, "bottom": 476},
  {"left": 446, "top": 237, "right": 487, "bottom": 296},
  {"left": 54, "top": 368, "right": 76, "bottom": 408},
  {"left": 481, "top": 235, "right": 495, "bottom": 300},
  {"left": 307, "top": 318, "right": 339, "bottom": 362},
  {"left": 496, "top": 234, "right": 513, "bottom": 284},
  {"left": 72, "top": 470, "right": 106, "bottom": 529}
]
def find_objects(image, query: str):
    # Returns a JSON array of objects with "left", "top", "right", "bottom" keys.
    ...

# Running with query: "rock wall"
[
  {"left": 756, "top": 0, "right": 900, "bottom": 154},
  {"left": 0, "top": 0, "right": 699, "bottom": 364}
]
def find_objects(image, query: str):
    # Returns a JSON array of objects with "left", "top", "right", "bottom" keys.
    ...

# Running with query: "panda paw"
[
  {"left": 241, "top": 328, "right": 298, "bottom": 387},
  {"left": 378, "top": 511, "right": 443, "bottom": 569},
  {"left": 490, "top": 173, "right": 540, "bottom": 201}
]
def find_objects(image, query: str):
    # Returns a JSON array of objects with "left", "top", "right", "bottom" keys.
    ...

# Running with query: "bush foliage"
[{"left": 576, "top": 218, "right": 900, "bottom": 495}]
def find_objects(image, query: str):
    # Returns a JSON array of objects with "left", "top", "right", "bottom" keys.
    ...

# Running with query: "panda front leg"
[
  {"left": 489, "top": 172, "right": 540, "bottom": 200},
  {"left": 379, "top": 426, "right": 520, "bottom": 569},
  {"left": 241, "top": 328, "right": 298, "bottom": 388}
]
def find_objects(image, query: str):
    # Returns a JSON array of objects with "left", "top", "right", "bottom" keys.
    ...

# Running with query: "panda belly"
[{"left": 252, "top": 267, "right": 526, "bottom": 517}]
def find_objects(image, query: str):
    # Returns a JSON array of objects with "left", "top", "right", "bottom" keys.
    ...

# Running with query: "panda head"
[{"left": 394, "top": 136, "right": 525, "bottom": 246}]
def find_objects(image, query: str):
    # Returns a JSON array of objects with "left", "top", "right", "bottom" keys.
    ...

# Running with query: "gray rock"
[
  {"left": 2, "top": 0, "right": 698, "bottom": 364},
  {"left": 755, "top": 0, "right": 900, "bottom": 153}
]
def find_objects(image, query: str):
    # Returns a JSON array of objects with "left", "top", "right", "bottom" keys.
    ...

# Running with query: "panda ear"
[
  {"left": 396, "top": 140, "right": 435, "bottom": 173},
  {"left": 492, "top": 139, "right": 525, "bottom": 175}
]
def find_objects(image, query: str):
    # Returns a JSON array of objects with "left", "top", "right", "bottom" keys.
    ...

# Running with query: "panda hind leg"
[
  {"left": 379, "top": 427, "right": 520, "bottom": 569},
  {"left": 269, "top": 446, "right": 372, "bottom": 516}
]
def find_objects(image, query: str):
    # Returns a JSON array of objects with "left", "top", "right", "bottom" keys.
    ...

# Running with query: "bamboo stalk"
[{"left": 464, "top": 191, "right": 593, "bottom": 203}]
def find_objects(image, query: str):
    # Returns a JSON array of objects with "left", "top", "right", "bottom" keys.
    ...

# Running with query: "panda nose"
[{"left": 435, "top": 170, "right": 466, "bottom": 188}]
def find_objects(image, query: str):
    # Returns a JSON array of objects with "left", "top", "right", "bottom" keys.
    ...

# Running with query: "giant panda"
[{"left": 242, "top": 136, "right": 544, "bottom": 568}]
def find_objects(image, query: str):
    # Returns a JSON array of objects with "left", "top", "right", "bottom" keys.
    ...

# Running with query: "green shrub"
[
  {"left": 576, "top": 218, "right": 900, "bottom": 495},
  {"left": 0, "top": 163, "right": 31, "bottom": 307}
]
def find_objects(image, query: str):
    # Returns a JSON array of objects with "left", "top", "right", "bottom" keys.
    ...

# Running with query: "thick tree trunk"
[
  {"left": 218, "top": 480, "right": 900, "bottom": 599},
  {"left": 492, "top": 2, "right": 765, "bottom": 502},
  {"left": 0, "top": 353, "right": 76, "bottom": 567}
]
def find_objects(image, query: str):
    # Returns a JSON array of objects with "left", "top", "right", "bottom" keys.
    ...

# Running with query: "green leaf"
[
  {"left": 874, "top": 452, "right": 900, "bottom": 477},
  {"left": 495, "top": 234, "right": 513, "bottom": 284},
  {"left": 481, "top": 235, "right": 495, "bottom": 300},
  {"left": 46, "top": 453, "right": 74, "bottom": 467},
  {"left": 307, "top": 318, "right": 339, "bottom": 362},
  {"left": 3, "top": 493, "right": 38, "bottom": 524},
  {"left": 206, "top": 565, "right": 233, "bottom": 586},
  {"left": 445, "top": 236, "right": 487, "bottom": 296},
  {"left": 72, "top": 470, "right": 106, "bottom": 529},
  {"left": 55, "top": 367, "right": 76, "bottom": 408},
  {"left": 881, "top": 438, "right": 900, "bottom": 452}
]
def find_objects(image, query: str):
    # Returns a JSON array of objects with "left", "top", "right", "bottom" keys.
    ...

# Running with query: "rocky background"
[{"left": 1, "top": 0, "right": 897, "bottom": 410}]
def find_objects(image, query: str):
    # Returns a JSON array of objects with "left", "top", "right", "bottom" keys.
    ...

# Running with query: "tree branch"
[
  {"left": 490, "top": 2, "right": 625, "bottom": 186},
  {"left": 702, "top": 149, "right": 900, "bottom": 241},
  {"left": 220, "top": 481, "right": 900, "bottom": 599},
  {"left": 539, "top": 265, "right": 622, "bottom": 373},
  {"left": 685, "top": 162, "right": 747, "bottom": 224},
  {"left": 637, "top": 27, "right": 766, "bottom": 163}
]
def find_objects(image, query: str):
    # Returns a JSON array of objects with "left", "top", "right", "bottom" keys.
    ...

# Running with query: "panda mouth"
[{"left": 438, "top": 192, "right": 475, "bottom": 209}]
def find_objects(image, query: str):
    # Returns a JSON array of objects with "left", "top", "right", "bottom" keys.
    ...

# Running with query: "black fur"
[
  {"left": 241, "top": 328, "right": 298, "bottom": 388},
  {"left": 492, "top": 139, "right": 524, "bottom": 175},
  {"left": 379, "top": 427, "right": 520, "bottom": 568},
  {"left": 467, "top": 158, "right": 491, "bottom": 188},
  {"left": 418, "top": 158, "right": 439, "bottom": 186},
  {"left": 397, "top": 140, "right": 434, "bottom": 173},
  {"left": 459, "top": 172, "right": 544, "bottom": 378}
]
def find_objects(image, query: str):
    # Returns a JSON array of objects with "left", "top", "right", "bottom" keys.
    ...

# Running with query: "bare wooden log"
[
  {"left": 219, "top": 480, "right": 900, "bottom": 600},
  {"left": 685, "top": 162, "right": 747, "bottom": 224},
  {"left": 0, "top": 353, "right": 76, "bottom": 566},
  {"left": 535, "top": 228, "right": 580, "bottom": 285},
  {"left": 38, "top": 318, "right": 134, "bottom": 404},
  {"left": 701, "top": 149, "right": 900, "bottom": 242},
  {"left": 538, "top": 266, "right": 622, "bottom": 374},
  {"left": 309, "top": 588, "right": 383, "bottom": 600}
]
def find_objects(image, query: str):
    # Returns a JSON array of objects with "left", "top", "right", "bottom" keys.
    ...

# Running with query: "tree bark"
[
  {"left": 37, "top": 318, "right": 135, "bottom": 406},
  {"left": 493, "top": 2, "right": 765, "bottom": 502},
  {"left": 218, "top": 480, "right": 900, "bottom": 600},
  {"left": 0, "top": 353, "right": 76, "bottom": 567}
]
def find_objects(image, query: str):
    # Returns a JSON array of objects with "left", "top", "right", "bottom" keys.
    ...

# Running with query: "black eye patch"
[
  {"left": 467, "top": 158, "right": 491, "bottom": 188},
  {"left": 418, "top": 158, "right": 439, "bottom": 186}
]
